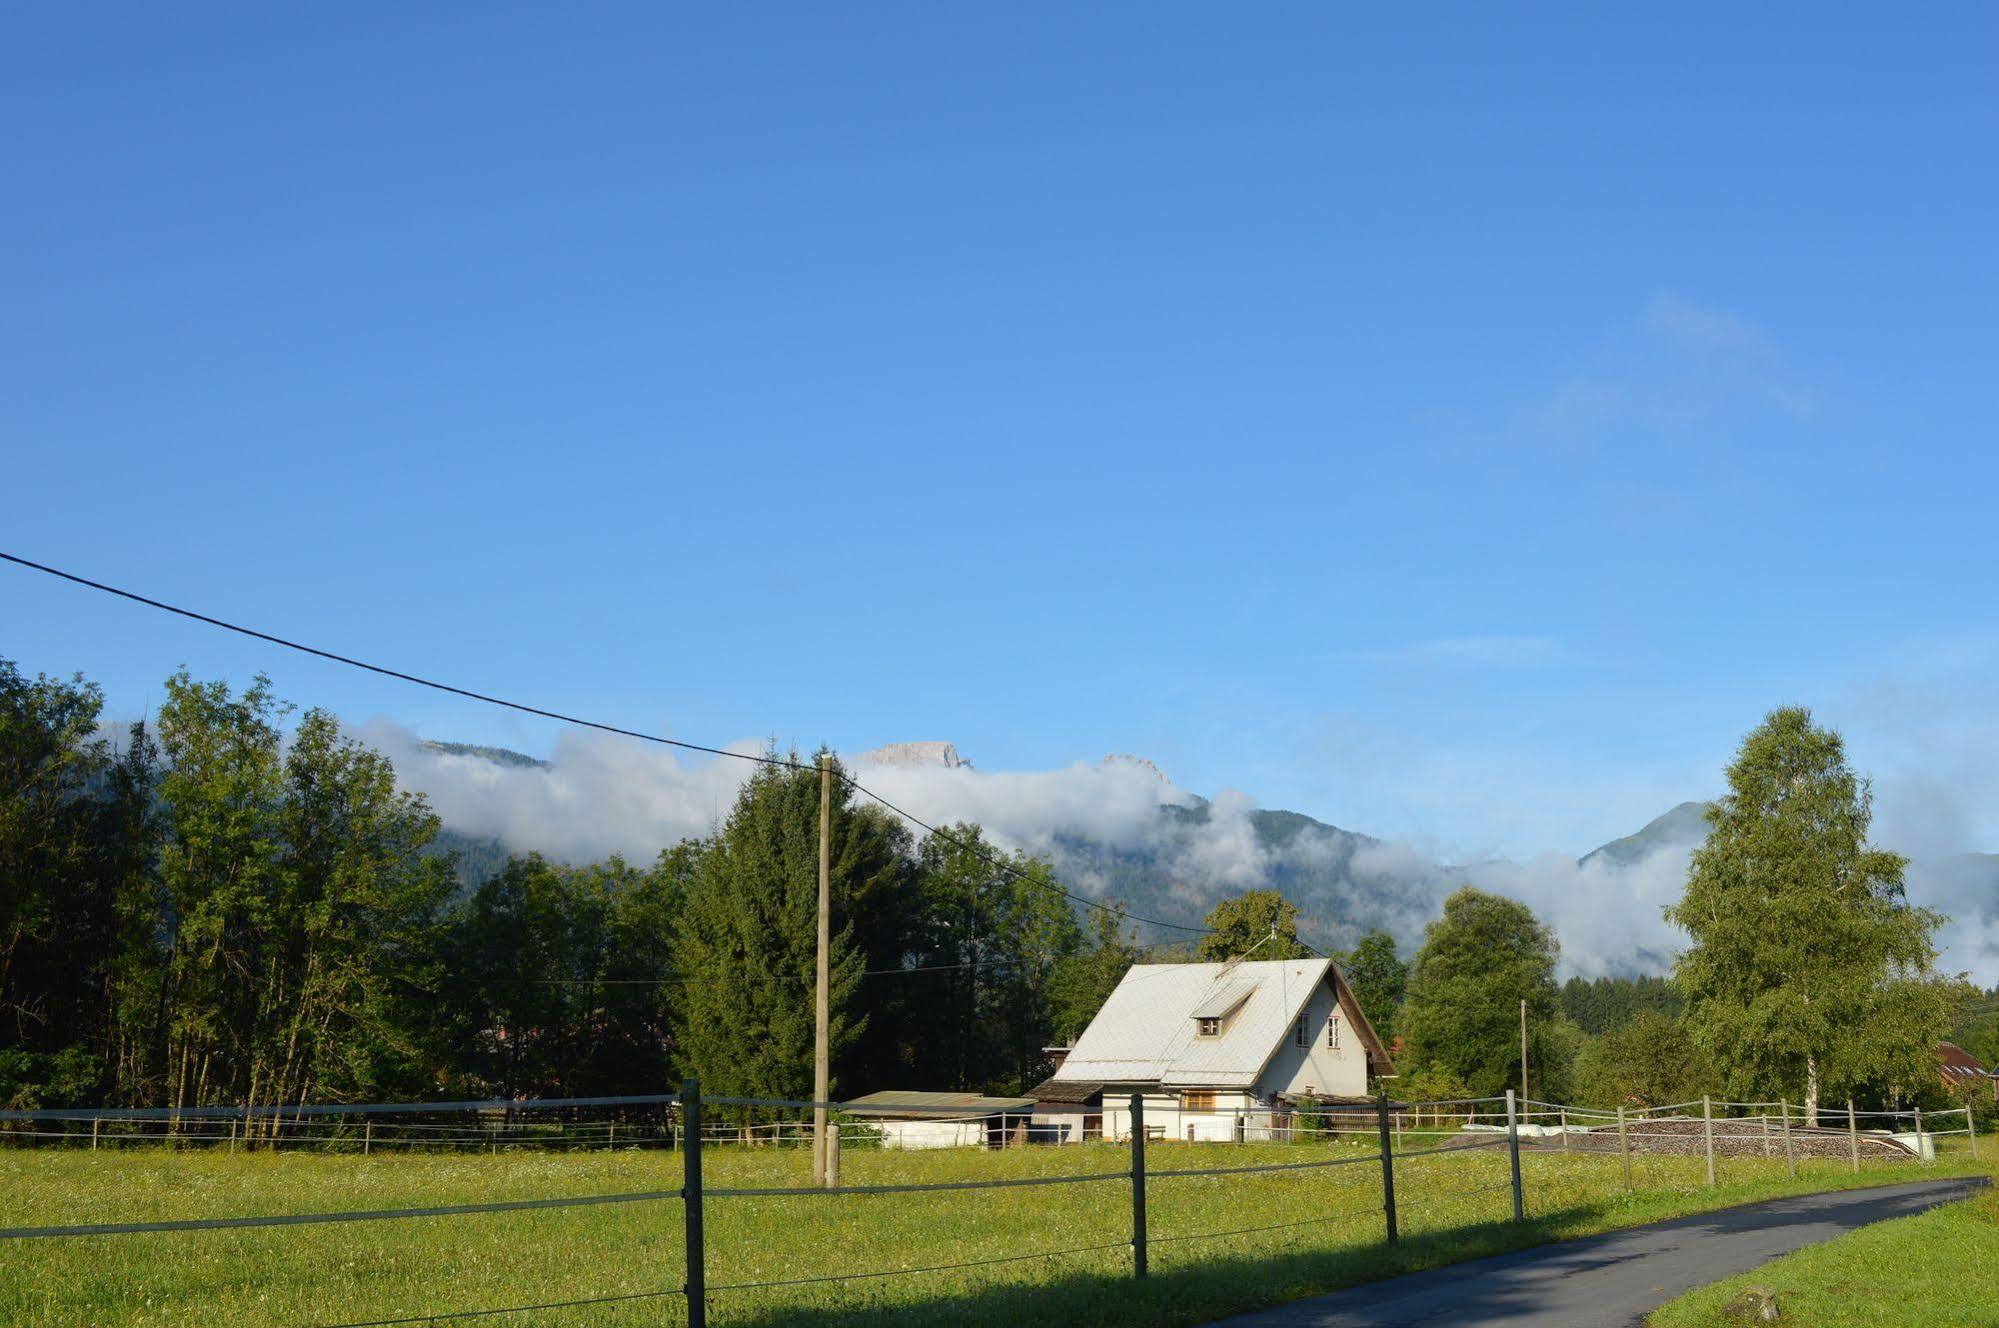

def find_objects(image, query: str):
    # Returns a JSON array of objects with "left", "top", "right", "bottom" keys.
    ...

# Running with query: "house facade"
[{"left": 1031, "top": 958, "right": 1393, "bottom": 1143}]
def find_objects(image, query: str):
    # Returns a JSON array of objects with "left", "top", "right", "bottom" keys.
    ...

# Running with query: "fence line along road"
[{"left": 4, "top": 1080, "right": 1976, "bottom": 1328}]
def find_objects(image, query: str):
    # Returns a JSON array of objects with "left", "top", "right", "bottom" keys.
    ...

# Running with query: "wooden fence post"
[
  {"left": 1559, "top": 1105, "right": 1569, "bottom": 1151},
  {"left": 1967, "top": 1104, "right": 1979, "bottom": 1162},
  {"left": 828, "top": 1116, "right": 841, "bottom": 1187},
  {"left": 363, "top": 1119, "right": 372, "bottom": 1156},
  {"left": 1847, "top": 1099, "right": 1860, "bottom": 1173},
  {"left": 1701, "top": 1096, "right": 1716, "bottom": 1187},
  {"left": 1617, "top": 1104, "right": 1631, "bottom": 1191},
  {"left": 1913, "top": 1106, "right": 1926, "bottom": 1166},
  {"left": 682, "top": 1081, "right": 705, "bottom": 1328},
  {"left": 91, "top": 1118, "right": 99, "bottom": 1152},
  {"left": 1129, "top": 1094, "right": 1148, "bottom": 1279},
  {"left": 1505, "top": 1090, "right": 1525, "bottom": 1223},
  {"left": 1780, "top": 1100, "right": 1795, "bottom": 1178},
  {"left": 1376, "top": 1092, "right": 1398, "bottom": 1244}
]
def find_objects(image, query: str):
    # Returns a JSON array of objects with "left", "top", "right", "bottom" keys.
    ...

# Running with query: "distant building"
[
  {"left": 842, "top": 1090, "right": 1035, "bottom": 1149},
  {"left": 1938, "top": 1042, "right": 1998, "bottom": 1103},
  {"left": 1029, "top": 958, "right": 1393, "bottom": 1143}
]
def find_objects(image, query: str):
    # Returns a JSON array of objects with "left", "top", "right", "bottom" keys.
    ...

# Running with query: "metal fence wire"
[{"left": 0, "top": 1082, "right": 1975, "bottom": 1327}]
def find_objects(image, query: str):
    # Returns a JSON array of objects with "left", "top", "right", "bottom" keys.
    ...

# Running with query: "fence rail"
[{"left": 2, "top": 1081, "right": 1977, "bottom": 1327}]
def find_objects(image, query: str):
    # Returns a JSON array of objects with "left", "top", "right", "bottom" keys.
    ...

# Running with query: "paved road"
[{"left": 1204, "top": 1177, "right": 1987, "bottom": 1328}]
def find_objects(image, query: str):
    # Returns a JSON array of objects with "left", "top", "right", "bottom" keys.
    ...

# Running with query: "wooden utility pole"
[
  {"left": 1617, "top": 1104, "right": 1631, "bottom": 1190},
  {"left": 813, "top": 754, "right": 833, "bottom": 1187},
  {"left": 1701, "top": 1095, "right": 1716, "bottom": 1187},
  {"left": 1519, "top": 999, "right": 1529, "bottom": 1104}
]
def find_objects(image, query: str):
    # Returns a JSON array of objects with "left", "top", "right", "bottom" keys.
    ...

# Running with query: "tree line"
[
  {"left": 0, "top": 662, "right": 1136, "bottom": 1114},
  {"left": 2, "top": 661, "right": 1986, "bottom": 1127}
]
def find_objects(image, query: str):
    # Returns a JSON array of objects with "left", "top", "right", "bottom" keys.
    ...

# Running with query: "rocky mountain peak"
[{"left": 854, "top": 741, "right": 973, "bottom": 770}]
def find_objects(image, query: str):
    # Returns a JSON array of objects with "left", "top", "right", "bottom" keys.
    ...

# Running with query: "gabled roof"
[{"left": 1050, "top": 958, "right": 1392, "bottom": 1090}]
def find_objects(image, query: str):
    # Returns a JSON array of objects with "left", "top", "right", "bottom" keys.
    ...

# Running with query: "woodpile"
[{"left": 1550, "top": 1115, "right": 1916, "bottom": 1160}]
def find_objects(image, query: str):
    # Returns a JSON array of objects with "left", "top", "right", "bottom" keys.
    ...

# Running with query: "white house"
[{"left": 1031, "top": 958, "right": 1393, "bottom": 1143}]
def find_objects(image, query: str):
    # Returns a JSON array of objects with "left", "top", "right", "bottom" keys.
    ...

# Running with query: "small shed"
[
  {"left": 1028, "top": 1076, "right": 1105, "bottom": 1143},
  {"left": 842, "top": 1091, "right": 1036, "bottom": 1150}
]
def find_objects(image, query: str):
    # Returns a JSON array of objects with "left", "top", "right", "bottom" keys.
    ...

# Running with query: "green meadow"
[{"left": 3, "top": 1136, "right": 1986, "bottom": 1328}]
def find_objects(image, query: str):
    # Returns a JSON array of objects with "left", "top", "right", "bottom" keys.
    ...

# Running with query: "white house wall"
[
  {"left": 872, "top": 1118, "right": 988, "bottom": 1150},
  {"left": 1101, "top": 1092, "right": 1291, "bottom": 1143},
  {"left": 1256, "top": 977, "right": 1370, "bottom": 1100}
]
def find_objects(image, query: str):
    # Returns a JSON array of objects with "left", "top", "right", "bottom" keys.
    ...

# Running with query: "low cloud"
[{"left": 358, "top": 718, "right": 1995, "bottom": 985}]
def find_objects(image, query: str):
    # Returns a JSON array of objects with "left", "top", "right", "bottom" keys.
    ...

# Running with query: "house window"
[
  {"left": 1326, "top": 1013, "right": 1341, "bottom": 1050},
  {"left": 1196, "top": 1016, "right": 1221, "bottom": 1037},
  {"left": 1183, "top": 1090, "right": 1216, "bottom": 1112},
  {"left": 1295, "top": 1014, "right": 1308, "bottom": 1048}
]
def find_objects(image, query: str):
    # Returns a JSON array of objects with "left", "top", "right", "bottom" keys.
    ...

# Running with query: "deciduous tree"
[
  {"left": 1667, "top": 707, "right": 1966, "bottom": 1122},
  {"left": 1196, "top": 889, "right": 1309, "bottom": 961},
  {"left": 1397, "top": 887, "right": 1559, "bottom": 1099}
]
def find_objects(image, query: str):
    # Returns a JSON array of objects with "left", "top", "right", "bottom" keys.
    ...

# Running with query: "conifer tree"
[{"left": 669, "top": 753, "right": 908, "bottom": 1111}]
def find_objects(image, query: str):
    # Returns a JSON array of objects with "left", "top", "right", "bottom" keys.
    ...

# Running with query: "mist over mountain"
[
  {"left": 1577, "top": 802, "right": 1711, "bottom": 869},
  {"left": 391, "top": 731, "right": 1998, "bottom": 983}
]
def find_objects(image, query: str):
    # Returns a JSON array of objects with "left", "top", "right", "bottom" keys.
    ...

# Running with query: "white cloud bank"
[{"left": 360, "top": 722, "right": 1997, "bottom": 985}]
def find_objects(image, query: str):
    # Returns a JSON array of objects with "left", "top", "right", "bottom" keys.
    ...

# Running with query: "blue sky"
[{"left": 7, "top": 5, "right": 1996, "bottom": 858}]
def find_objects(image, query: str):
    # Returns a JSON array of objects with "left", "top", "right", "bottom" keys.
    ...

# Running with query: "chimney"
[{"left": 1043, "top": 1045, "right": 1072, "bottom": 1074}]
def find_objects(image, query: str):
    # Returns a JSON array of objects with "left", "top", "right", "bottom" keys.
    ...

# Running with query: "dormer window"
[{"left": 1189, "top": 979, "right": 1257, "bottom": 1039}]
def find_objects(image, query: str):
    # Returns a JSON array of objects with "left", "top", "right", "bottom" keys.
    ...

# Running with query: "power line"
[
  {"left": 832, "top": 773, "right": 1212, "bottom": 935},
  {"left": 1, "top": 550, "right": 1215, "bottom": 938},
  {"left": 0, "top": 551, "right": 806, "bottom": 773},
  {"left": 523, "top": 941, "right": 1196, "bottom": 988},
  {"left": 524, "top": 959, "right": 1042, "bottom": 987}
]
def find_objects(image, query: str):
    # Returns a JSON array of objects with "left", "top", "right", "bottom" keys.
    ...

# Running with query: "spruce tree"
[{"left": 670, "top": 753, "right": 908, "bottom": 1112}]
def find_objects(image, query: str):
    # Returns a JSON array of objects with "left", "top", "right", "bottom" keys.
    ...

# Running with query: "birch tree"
[{"left": 1667, "top": 707, "right": 1962, "bottom": 1122}]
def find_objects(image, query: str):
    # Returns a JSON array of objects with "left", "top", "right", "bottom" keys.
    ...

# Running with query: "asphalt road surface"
[{"left": 1204, "top": 1177, "right": 1988, "bottom": 1328}]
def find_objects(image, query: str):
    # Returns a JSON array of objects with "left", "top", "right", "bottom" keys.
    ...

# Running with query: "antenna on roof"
[{"left": 1221, "top": 923, "right": 1281, "bottom": 974}]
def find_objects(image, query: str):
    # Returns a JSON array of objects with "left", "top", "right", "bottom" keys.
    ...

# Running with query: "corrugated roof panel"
[
  {"left": 1052, "top": 960, "right": 1331, "bottom": 1089},
  {"left": 1189, "top": 980, "right": 1259, "bottom": 1020}
]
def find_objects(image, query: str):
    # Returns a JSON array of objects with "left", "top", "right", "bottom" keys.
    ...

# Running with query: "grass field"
[
  {"left": 1648, "top": 1172, "right": 1998, "bottom": 1328},
  {"left": 0, "top": 1134, "right": 1984, "bottom": 1328}
]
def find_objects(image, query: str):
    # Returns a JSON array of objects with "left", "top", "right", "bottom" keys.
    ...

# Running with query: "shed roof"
[
  {"left": 842, "top": 1090, "right": 1034, "bottom": 1119},
  {"left": 1049, "top": 958, "right": 1390, "bottom": 1090},
  {"left": 1026, "top": 1076, "right": 1104, "bottom": 1105},
  {"left": 1939, "top": 1042, "right": 1991, "bottom": 1075}
]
